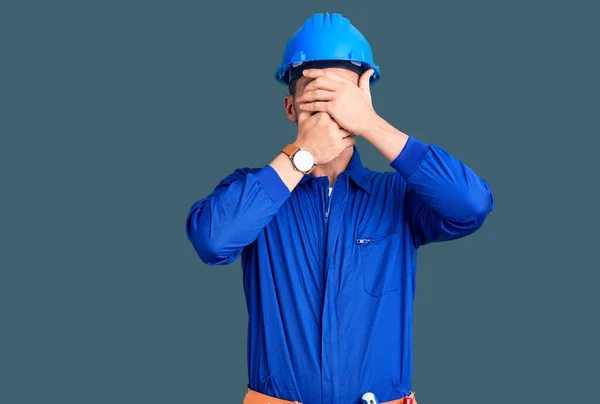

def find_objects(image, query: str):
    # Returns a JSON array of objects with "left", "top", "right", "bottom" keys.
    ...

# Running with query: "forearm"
[
  {"left": 268, "top": 151, "right": 304, "bottom": 192},
  {"left": 362, "top": 114, "right": 493, "bottom": 222},
  {"left": 187, "top": 158, "right": 294, "bottom": 265},
  {"left": 360, "top": 114, "right": 410, "bottom": 163}
]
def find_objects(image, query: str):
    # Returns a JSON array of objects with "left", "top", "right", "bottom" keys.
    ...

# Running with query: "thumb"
[{"left": 359, "top": 69, "right": 374, "bottom": 92}]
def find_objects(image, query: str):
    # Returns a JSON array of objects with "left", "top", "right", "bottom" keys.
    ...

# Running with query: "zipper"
[
  {"left": 324, "top": 180, "right": 335, "bottom": 224},
  {"left": 357, "top": 234, "right": 391, "bottom": 244}
]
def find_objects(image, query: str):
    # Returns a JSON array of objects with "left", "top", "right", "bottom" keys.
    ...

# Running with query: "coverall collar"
[{"left": 300, "top": 146, "right": 372, "bottom": 194}]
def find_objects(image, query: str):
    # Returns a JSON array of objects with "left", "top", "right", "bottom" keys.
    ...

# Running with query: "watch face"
[{"left": 293, "top": 149, "right": 314, "bottom": 172}]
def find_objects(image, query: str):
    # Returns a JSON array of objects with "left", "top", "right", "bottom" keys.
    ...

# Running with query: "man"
[{"left": 186, "top": 12, "right": 494, "bottom": 404}]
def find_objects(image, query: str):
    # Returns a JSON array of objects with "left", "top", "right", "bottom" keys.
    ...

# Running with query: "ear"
[{"left": 284, "top": 95, "right": 297, "bottom": 123}]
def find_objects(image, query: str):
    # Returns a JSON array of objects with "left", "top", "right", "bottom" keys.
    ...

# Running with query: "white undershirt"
[{"left": 329, "top": 187, "right": 333, "bottom": 196}]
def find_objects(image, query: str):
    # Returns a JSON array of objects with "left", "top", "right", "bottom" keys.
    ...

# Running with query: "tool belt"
[{"left": 243, "top": 388, "right": 417, "bottom": 404}]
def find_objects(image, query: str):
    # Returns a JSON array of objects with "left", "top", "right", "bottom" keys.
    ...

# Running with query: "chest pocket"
[{"left": 357, "top": 232, "right": 403, "bottom": 297}]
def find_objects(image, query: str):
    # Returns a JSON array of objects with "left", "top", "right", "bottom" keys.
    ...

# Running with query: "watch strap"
[
  {"left": 282, "top": 143, "right": 300, "bottom": 158},
  {"left": 281, "top": 144, "right": 315, "bottom": 174}
]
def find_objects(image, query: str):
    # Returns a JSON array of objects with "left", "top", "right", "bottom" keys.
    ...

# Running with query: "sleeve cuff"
[
  {"left": 390, "top": 136, "right": 430, "bottom": 179},
  {"left": 254, "top": 164, "right": 291, "bottom": 206}
]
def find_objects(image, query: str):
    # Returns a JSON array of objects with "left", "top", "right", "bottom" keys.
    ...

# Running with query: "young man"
[{"left": 186, "top": 12, "right": 494, "bottom": 404}]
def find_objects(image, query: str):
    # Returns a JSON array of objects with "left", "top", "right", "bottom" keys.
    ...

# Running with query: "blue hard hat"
[{"left": 275, "top": 12, "right": 380, "bottom": 85}]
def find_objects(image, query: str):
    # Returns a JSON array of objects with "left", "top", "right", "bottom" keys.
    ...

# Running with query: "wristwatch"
[{"left": 282, "top": 144, "right": 316, "bottom": 174}]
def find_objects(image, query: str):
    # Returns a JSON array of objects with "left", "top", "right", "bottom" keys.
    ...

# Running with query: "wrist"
[
  {"left": 358, "top": 113, "right": 385, "bottom": 140},
  {"left": 292, "top": 138, "right": 304, "bottom": 149},
  {"left": 283, "top": 143, "right": 316, "bottom": 174},
  {"left": 360, "top": 115, "right": 411, "bottom": 162},
  {"left": 269, "top": 153, "right": 304, "bottom": 192},
  {"left": 355, "top": 111, "right": 387, "bottom": 140},
  {"left": 292, "top": 139, "right": 312, "bottom": 154},
  {"left": 273, "top": 152, "right": 304, "bottom": 175}
]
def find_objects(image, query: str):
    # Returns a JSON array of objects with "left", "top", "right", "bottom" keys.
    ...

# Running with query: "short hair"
[{"left": 288, "top": 79, "right": 298, "bottom": 96}]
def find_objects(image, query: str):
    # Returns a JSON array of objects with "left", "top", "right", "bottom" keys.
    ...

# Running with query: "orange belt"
[{"left": 243, "top": 388, "right": 417, "bottom": 404}]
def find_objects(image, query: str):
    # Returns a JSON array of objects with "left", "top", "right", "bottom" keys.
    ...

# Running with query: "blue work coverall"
[{"left": 186, "top": 137, "right": 494, "bottom": 404}]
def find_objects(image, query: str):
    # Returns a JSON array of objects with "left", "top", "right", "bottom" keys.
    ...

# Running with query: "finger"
[
  {"left": 329, "top": 70, "right": 359, "bottom": 84},
  {"left": 296, "top": 89, "right": 335, "bottom": 103},
  {"left": 303, "top": 76, "right": 339, "bottom": 93},
  {"left": 359, "top": 69, "right": 374, "bottom": 92},
  {"left": 298, "top": 101, "right": 331, "bottom": 113},
  {"left": 302, "top": 69, "right": 348, "bottom": 83}
]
